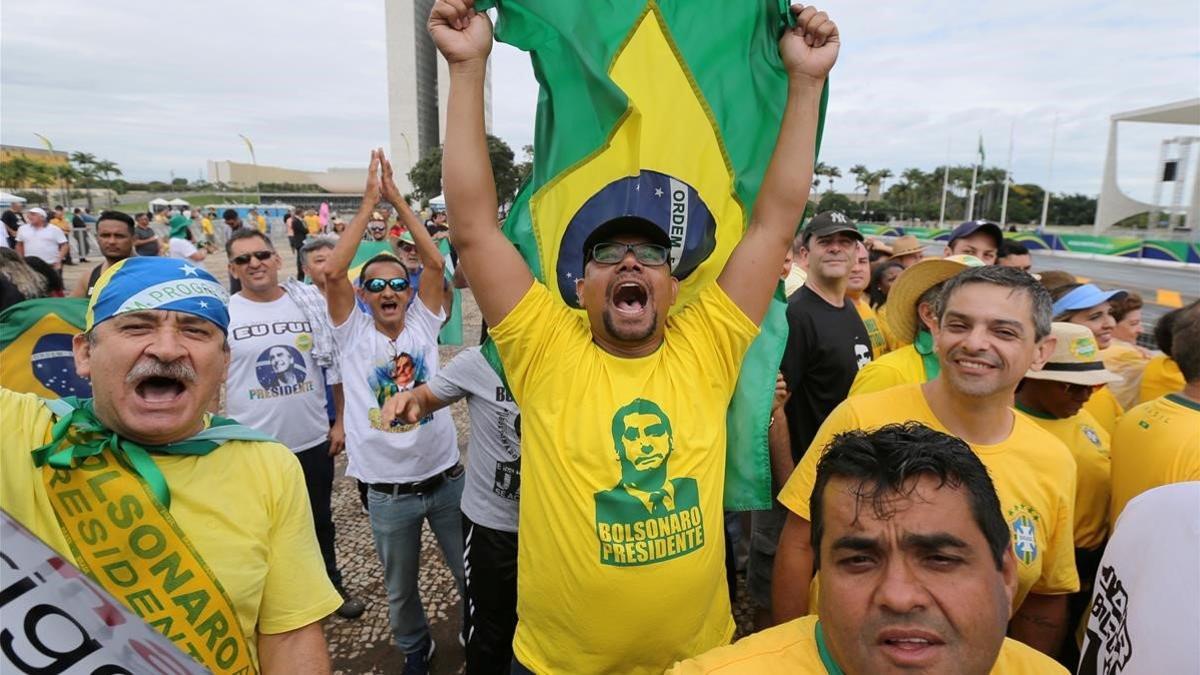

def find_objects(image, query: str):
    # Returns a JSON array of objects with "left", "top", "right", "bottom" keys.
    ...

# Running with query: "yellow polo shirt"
[
  {"left": 852, "top": 296, "right": 888, "bottom": 358},
  {"left": 0, "top": 390, "right": 342, "bottom": 669},
  {"left": 1110, "top": 394, "right": 1200, "bottom": 524},
  {"left": 1017, "top": 406, "right": 1111, "bottom": 550},
  {"left": 1081, "top": 385, "right": 1123, "bottom": 436},
  {"left": 1138, "top": 354, "right": 1184, "bottom": 404},
  {"left": 491, "top": 282, "right": 759, "bottom": 674},
  {"left": 778, "top": 384, "right": 1080, "bottom": 611},
  {"left": 667, "top": 614, "right": 1068, "bottom": 674}
]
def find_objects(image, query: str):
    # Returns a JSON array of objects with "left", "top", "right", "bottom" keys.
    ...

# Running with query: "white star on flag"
[
  {"left": 654, "top": 188, "right": 664, "bottom": 197},
  {"left": 198, "top": 301, "right": 209, "bottom": 308},
  {"left": 180, "top": 265, "right": 200, "bottom": 277}
]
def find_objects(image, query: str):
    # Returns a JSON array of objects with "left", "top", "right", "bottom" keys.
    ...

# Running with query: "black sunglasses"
[
  {"left": 590, "top": 242, "right": 669, "bottom": 266},
  {"left": 364, "top": 277, "right": 411, "bottom": 293},
  {"left": 231, "top": 250, "right": 274, "bottom": 266}
]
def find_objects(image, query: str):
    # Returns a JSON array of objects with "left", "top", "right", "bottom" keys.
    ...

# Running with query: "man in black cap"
[
  {"left": 430, "top": 1, "right": 842, "bottom": 672},
  {"left": 944, "top": 219, "right": 1002, "bottom": 264},
  {"left": 755, "top": 211, "right": 874, "bottom": 621}
]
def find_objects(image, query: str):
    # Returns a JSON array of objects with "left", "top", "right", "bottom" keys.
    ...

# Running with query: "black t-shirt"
[
  {"left": 289, "top": 216, "right": 308, "bottom": 248},
  {"left": 779, "top": 285, "right": 874, "bottom": 463},
  {"left": 72, "top": 215, "right": 87, "bottom": 229},
  {"left": 1, "top": 210, "right": 25, "bottom": 247}
]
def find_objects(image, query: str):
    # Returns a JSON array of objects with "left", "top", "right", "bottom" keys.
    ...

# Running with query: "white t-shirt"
[
  {"left": 226, "top": 293, "right": 330, "bottom": 453},
  {"left": 16, "top": 224, "right": 67, "bottom": 264},
  {"left": 332, "top": 298, "right": 457, "bottom": 483},
  {"left": 1078, "top": 482, "right": 1200, "bottom": 674},
  {"left": 427, "top": 347, "right": 521, "bottom": 532},
  {"left": 167, "top": 237, "right": 198, "bottom": 260}
]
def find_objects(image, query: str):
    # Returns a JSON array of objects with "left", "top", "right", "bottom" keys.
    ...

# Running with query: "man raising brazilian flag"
[{"left": 423, "top": 1, "right": 839, "bottom": 672}]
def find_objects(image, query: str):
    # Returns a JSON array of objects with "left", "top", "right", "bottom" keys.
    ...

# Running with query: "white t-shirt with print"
[
  {"left": 427, "top": 347, "right": 521, "bottom": 532},
  {"left": 16, "top": 224, "right": 67, "bottom": 264},
  {"left": 167, "top": 237, "right": 198, "bottom": 260},
  {"left": 226, "top": 293, "right": 330, "bottom": 452},
  {"left": 333, "top": 298, "right": 457, "bottom": 483}
]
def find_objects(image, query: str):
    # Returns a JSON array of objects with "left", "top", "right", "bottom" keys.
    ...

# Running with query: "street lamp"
[{"left": 238, "top": 134, "right": 260, "bottom": 205}]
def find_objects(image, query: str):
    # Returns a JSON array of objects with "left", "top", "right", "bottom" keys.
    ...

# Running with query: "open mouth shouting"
[
  {"left": 610, "top": 278, "right": 650, "bottom": 318},
  {"left": 128, "top": 361, "right": 196, "bottom": 408},
  {"left": 378, "top": 298, "right": 402, "bottom": 317},
  {"left": 876, "top": 628, "right": 946, "bottom": 667}
]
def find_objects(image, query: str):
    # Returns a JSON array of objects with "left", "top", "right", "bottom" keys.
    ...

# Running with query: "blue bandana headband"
[{"left": 86, "top": 257, "right": 230, "bottom": 333}]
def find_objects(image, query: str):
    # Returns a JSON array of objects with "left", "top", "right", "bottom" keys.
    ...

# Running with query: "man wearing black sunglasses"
[
  {"left": 223, "top": 227, "right": 366, "bottom": 621},
  {"left": 325, "top": 148, "right": 466, "bottom": 669},
  {"left": 433, "top": 1, "right": 840, "bottom": 672}
]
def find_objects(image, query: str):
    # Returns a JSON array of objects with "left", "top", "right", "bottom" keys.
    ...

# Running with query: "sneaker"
[
  {"left": 335, "top": 594, "right": 366, "bottom": 620},
  {"left": 402, "top": 640, "right": 435, "bottom": 675}
]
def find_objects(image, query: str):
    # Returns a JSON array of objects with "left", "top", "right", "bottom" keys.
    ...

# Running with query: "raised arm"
[
  {"left": 430, "top": 0, "right": 532, "bottom": 329},
  {"left": 382, "top": 155, "right": 445, "bottom": 315},
  {"left": 717, "top": 5, "right": 839, "bottom": 325},
  {"left": 326, "top": 150, "right": 384, "bottom": 326}
]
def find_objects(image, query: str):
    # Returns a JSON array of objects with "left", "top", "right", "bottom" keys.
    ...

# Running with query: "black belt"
[{"left": 368, "top": 463, "right": 463, "bottom": 496}]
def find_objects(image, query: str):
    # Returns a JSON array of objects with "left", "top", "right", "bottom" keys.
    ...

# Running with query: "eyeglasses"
[
  {"left": 364, "top": 277, "right": 411, "bottom": 293},
  {"left": 231, "top": 250, "right": 274, "bottom": 266},
  {"left": 590, "top": 242, "right": 669, "bottom": 266},
  {"left": 398, "top": 242, "right": 416, "bottom": 252}
]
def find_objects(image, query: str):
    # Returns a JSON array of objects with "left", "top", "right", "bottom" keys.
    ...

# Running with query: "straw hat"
[
  {"left": 1024, "top": 322, "right": 1123, "bottom": 386},
  {"left": 885, "top": 254, "right": 985, "bottom": 345},
  {"left": 888, "top": 234, "right": 924, "bottom": 259}
]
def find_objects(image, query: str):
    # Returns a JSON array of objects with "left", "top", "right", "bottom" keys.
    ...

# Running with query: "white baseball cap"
[{"left": 27, "top": 207, "right": 47, "bottom": 217}]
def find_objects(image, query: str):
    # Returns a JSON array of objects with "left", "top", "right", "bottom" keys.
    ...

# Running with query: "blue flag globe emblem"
[
  {"left": 556, "top": 170, "right": 717, "bottom": 307},
  {"left": 1011, "top": 514, "right": 1038, "bottom": 565},
  {"left": 31, "top": 333, "right": 92, "bottom": 398}
]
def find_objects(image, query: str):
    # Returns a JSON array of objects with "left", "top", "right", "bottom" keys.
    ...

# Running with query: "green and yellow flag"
[
  {"left": 0, "top": 298, "right": 92, "bottom": 399},
  {"left": 480, "top": 0, "right": 826, "bottom": 509}
]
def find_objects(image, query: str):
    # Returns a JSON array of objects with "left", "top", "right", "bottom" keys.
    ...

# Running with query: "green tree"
[
  {"left": 515, "top": 144, "right": 534, "bottom": 189},
  {"left": 69, "top": 152, "right": 100, "bottom": 210},
  {"left": 408, "top": 135, "right": 523, "bottom": 208},
  {"left": 812, "top": 161, "right": 840, "bottom": 193},
  {"left": 817, "top": 191, "right": 853, "bottom": 214},
  {"left": 94, "top": 159, "right": 123, "bottom": 204}
]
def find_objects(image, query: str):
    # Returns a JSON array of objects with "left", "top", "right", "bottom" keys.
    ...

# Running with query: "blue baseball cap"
[
  {"left": 948, "top": 220, "right": 1002, "bottom": 248},
  {"left": 1051, "top": 283, "right": 1128, "bottom": 317}
]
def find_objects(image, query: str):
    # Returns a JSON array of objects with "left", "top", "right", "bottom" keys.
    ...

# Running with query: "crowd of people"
[{"left": 0, "top": 3, "right": 1196, "bottom": 675}]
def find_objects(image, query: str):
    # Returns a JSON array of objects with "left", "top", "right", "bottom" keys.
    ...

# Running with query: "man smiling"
[
  {"left": 670, "top": 424, "right": 1066, "bottom": 674},
  {"left": 433, "top": 1, "right": 840, "bottom": 671},
  {"left": 772, "top": 265, "right": 1080, "bottom": 659},
  {"left": 0, "top": 256, "right": 340, "bottom": 673}
]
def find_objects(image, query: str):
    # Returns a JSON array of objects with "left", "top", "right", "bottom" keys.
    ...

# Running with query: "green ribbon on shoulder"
[
  {"left": 31, "top": 397, "right": 275, "bottom": 509},
  {"left": 915, "top": 329, "right": 940, "bottom": 382}
]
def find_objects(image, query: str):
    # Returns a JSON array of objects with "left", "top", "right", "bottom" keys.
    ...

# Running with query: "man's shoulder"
[
  {"left": 1009, "top": 414, "right": 1076, "bottom": 473},
  {"left": 667, "top": 615, "right": 820, "bottom": 674},
  {"left": 995, "top": 636, "right": 1070, "bottom": 673}
]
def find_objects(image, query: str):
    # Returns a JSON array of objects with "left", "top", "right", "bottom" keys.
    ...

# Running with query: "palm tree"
[
  {"left": 812, "top": 161, "right": 840, "bottom": 193},
  {"left": 28, "top": 162, "right": 56, "bottom": 205},
  {"left": 69, "top": 152, "right": 100, "bottom": 210},
  {"left": 93, "top": 159, "right": 122, "bottom": 206}
]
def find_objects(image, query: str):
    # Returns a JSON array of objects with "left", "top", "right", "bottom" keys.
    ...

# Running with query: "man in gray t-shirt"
[{"left": 383, "top": 346, "right": 520, "bottom": 674}]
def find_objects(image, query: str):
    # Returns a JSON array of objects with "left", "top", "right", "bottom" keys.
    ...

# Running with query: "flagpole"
[
  {"left": 1000, "top": 121, "right": 1014, "bottom": 227},
  {"left": 967, "top": 164, "right": 979, "bottom": 220},
  {"left": 938, "top": 137, "right": 950, "bottom": 228},
  {"left": 1039, "top": 115, "right": 1058, "bottom": 232}
]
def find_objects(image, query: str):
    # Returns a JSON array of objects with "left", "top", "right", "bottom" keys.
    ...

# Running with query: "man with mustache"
[
  {"left": 773, "top": 265, "right": 1080, "bottom": 659},
  {"left": 671, "top": 424, "right": 1067, "bottom": 674},
  {"left": 432, "top": 1, "right": 840, "bottom": 671},
  {"left": 0, "top": 256, "right": 341, "bottom": 673}
]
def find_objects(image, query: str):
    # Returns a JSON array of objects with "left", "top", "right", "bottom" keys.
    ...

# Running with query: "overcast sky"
[{"left": 3, "top": 0, "right": 1197, "bottom": 200}]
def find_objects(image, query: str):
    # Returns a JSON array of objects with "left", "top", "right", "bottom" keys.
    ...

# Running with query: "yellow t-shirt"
[
  {"left": 852, "top": 296, "right": 888, "bottom": 358},
  {"left": 0, "top": 390, "right": 342, "bottom": 669},
  {"left": 667, "top": 614, "right": 1069, "bottom": 674},
  {"left": 490, "top": 282, "right": 759, "bottom": 674},
  {"left": 778, "top": 384, "right": 1080, "bottom": 610},
  {"left": 255, "top": 214, "right": 267, "bottom": 233},
  {"left": 1139, "top": 354, "right": 1184, "bottom": 404},
  {"left": 1081, "top": 384, "right": 1122, "bottom": 436},
  {"left": 1110, "top": 394, "right": 1200, "bottom": 524},
  {"left": 1100, "top": 340, "right": 1149, "bottom": 410},
  {"left": 200, "top": 217, "right": 214, "bottom": 235},
  {"left": 1018, "top": 407, "right": 1111, "bottom": 550},
  {"left": 876, "top": 303, "right": 904, "bottom": 352},
  {"left": 848, "top": 342, "right": 927, "bottom": 397},
  {"left": 304, "top": 214, "right": 320, "bottom": 235}
]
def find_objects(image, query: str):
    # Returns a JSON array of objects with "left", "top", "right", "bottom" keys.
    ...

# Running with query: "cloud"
[{"left": 3, "top": 0, "right": 1197, "bottom": 203}]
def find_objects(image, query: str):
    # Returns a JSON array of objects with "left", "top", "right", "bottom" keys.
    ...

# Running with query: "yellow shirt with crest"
[
  {"left": 491, "top": 281, "right": 759, "bottom": 674},
  {"left": 1018, "top": 407, "right": 1111, "bottom": 550},
  {"left": 667, "top": 614, "right": 1068, "bottom": 674},
  {"left": 778, "top": 384, "right": 1080, "bottom": 611},
  {"left": 1110, "top": 394, "right": 1200, "bottom": 524},
  {"left": 0, "top": 390, "right": 342, "bottom": 670}
]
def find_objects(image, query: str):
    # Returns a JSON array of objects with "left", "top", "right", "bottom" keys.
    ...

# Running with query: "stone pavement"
[{"left": 60, "top": 234, "right": 757, "bottom": 674}]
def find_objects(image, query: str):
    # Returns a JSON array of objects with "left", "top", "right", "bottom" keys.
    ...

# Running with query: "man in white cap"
[
  {"left": 15, "top": 206, "right": 69, "bottom": 271},
  {"left": 1015, "top": 322, "right": 1124, "bottom": 663}
]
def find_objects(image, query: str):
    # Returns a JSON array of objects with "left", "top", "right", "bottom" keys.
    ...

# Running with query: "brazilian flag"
[
  {"left": 479, "top": 0, "right": 826, "bottom": 509},
  {"left": 346, "top": 240, "right": 396, "bottom": 281},
  {"left": 0, "top": 298, "right": 92, "bottom": 399}
]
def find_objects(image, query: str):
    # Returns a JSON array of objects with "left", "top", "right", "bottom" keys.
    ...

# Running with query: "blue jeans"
[{"left": 367, "top": 470, "right": 466, "bottom": 653}]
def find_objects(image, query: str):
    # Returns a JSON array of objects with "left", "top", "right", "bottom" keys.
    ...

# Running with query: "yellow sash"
[{"left": 43, "top": 448, "right": 257, "bottom": 674}]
